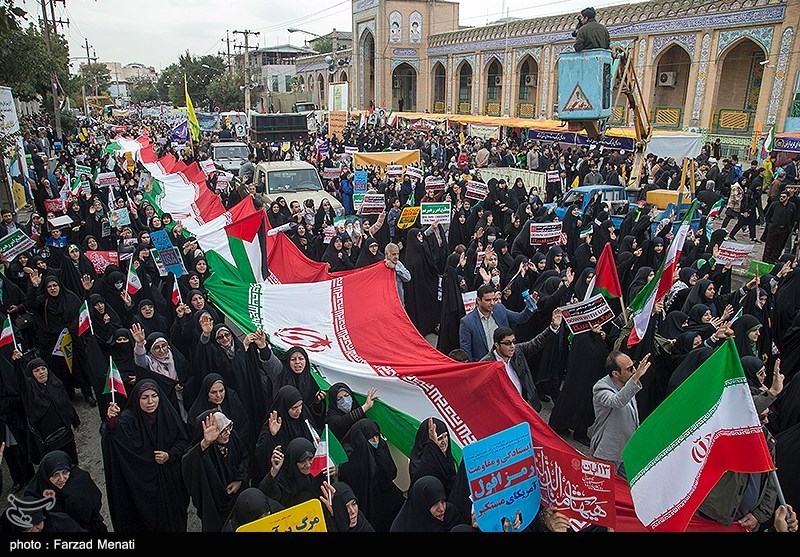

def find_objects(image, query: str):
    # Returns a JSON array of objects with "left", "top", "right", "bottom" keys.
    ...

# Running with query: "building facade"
[{"left": 296, "top": 0, "right": 800, "bottom": 153}]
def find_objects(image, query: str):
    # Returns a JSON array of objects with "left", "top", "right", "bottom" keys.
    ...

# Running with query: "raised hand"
[
  {"left": 199, "top": 312, "right": 214, "bottom": 335},
  {"left": 269, "top": 446, "right": 284, "bottom": 477},
  {"left": 201, "top": 413, "right": 220, "bottom": 449},
  {"left": 29, "top": 270, "right": 41, "bottom": 288},
  {"left": 107, "top": 402, "right": 121, "bottom": 419},
  {"left": 551, "top": 308, "right": 563, "bottom": 328},
  {"left": 130, "top": 323, "right": 146, "bottom": 345},
  {"left": 362, "top": 387, "right": 379, "bottom": 412},
  {"left": 81, "top": 274, "right": 94, "bottom": 291},
  {"left": 254, "top": 329, "right": 268, "bottom": 349},
  {"left": 268, "top": 410, "right": 282, "bottom": 436},
  {"left": 319, "top": 481, "right": 336, "bottom": 515}
]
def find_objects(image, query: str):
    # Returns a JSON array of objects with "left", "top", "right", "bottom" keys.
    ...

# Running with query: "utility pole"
[
  {"left": 81, "top": 37, "right": 97, "bottom": 116},
  {"left": 40, "top": 0, "right": 63, "bottom": 140},
  {"left": 218, "top": 31, "right": 234, "bottom": 75},
  {"left": 233, "top": 29, "right": 259, "bottom": 114}
]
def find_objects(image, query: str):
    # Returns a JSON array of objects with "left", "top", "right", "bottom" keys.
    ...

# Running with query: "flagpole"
[
  {"left": 88, "top": 304, "right": 95, "bottom": 336},
  {"left": 109, "top": 356, "right": 115, "bottom": 405},
  {"left": 325, "top": 423, "right": 331, "bottom": 496},
  {"left": 10, "top": 325, "right": 19, "bottom": 354},
  {"left": 769, "top": 470, "right": 787, "bottom": 507}
]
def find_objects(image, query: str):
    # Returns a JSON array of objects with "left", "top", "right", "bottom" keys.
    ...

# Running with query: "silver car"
[{"left": 254, "top": 161, "right": 344, "bottom": 216}]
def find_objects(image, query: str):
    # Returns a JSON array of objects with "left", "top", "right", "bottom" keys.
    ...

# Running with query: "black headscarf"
[
  {"left": 740, "top": 355, "right": 765, "bottom": 393},
  {"left": 187, "top": 373, "right": 251, "bottom": 447},
  {"left": 273, "top": 346, "right": 324, "bottom": 429},
  {"left": 658, "top": 311, "right": 688, "bottom": 340},
  {"left": 88, "top": 293, "right": 123, "bottom": 347},
  {"left": 90, "top": 264, "right": 131, "bottom": 327},
  {"left": 390, "top": 475, "right": 465, "bottom": 532},
  {"left": 24, "top": 450, "right": 106, "bottom": 532},
  {"left": 437, "top": 252, "right": 467, "bottom": 355},
  {"left": 260, "top": 437, "right": 324, "bottom": 508},
  {"left": 100, "top": 380, "right": 189, "bottom": 532},
  {"left": 448, "top": 209, "right": 468, "bottom": 251},
  {"left": 337, "top": 418, "right": 404, "bottom": 532},
  {"left": 401, "top": 227, "right": 441, "bottom": 336},
  {"left": 573, "top": 267, "right": 595, "bottom": 301},
  {"left": 667, "top": 347, "right": 714, "bottom": 395},
  {"left": 354, "top": 238, "right": 383, "bottom": 268},
  {"left": 330, "top": 481, "right": 375, "bottom": 532},
  {"left": 408, "top": 417, "right": 456, "bottom": 494},
  {"left": 132, "top": 298, "right": 169, "bottom": 337},
  {"left": 20, "top": 358, "right": 77, "bottom": 429},
  {"left": 221, "top": 487, "right": 283, "bottom": 532},
  {"left": 324, "top": 382, "right": 364, "bottom": 440},
  {"left": 627, "top": 266, "right": 653, "bottom": 301},
  {"left": 686, "top": 304, "right": 715, "bottom": 337},
  {"left": 731, "top": 315, "right": 762, "bottom": 358}
]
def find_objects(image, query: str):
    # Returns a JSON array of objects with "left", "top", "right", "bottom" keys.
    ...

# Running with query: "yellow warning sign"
[{"left": 563, "top": 84, "right": 593, "bottom": 112}]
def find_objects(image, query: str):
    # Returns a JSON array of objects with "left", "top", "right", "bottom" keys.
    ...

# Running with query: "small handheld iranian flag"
[
  {"left": 306, "top": 419, "right": 332, "bottom": 477},
  {"left": 0, "top": 314, "right": 17, "bottom": 350},
  {"left": 627, "top": 201, "right": 697, "bottom": 347},
  {"left": 386, "top": 110, "right": 397, "bottom": 126},
  {"left": 78, "top": 299, "right": 93, "bottom": 336},
  {"left": 103, "top": 356, "right": 127, "bottom": 403},
  {"left": 622, "top": 340, "right": 773, "bottom": 531},
  {"left": 707, "top": 198, "right": 724, "bottom": 219},
  {"left": 70, "top": 177, "right": 82, "bottom": 196},
  {"left": 126, "top": 263, "right": 142, "bottom": 296},
  {"left": 171, "top": 278, "right": 182, "bottom": 306}
]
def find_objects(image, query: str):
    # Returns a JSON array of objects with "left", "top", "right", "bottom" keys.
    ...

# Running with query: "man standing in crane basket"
[{"left": 573, "top": 7, "right": 611, "bottom": 52}]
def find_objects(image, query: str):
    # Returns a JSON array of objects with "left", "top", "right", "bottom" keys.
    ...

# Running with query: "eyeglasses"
[
  {"left": 498, "top": 340, "right": 516, "bottom": 346},
  {"left": 151, "top": 343, "right": 169, "bottom": 352},
  {"left": 216, "top": 331, "right": 232, "bottom": 340}
]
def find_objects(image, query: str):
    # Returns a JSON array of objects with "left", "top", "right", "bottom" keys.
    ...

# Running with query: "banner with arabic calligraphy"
[
  {"left": 462, "top": 422, "right": 540, "bottom": 532},
  {"left": 236, "top": 499, "right": 327, "bottom": 532},
  {"left": 534, "top": 446, "right": 616, "bottom": 530}
]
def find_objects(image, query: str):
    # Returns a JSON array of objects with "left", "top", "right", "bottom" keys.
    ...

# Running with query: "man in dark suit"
[
  {"left": 459, "top": 284, "right": 536, "bottom": 362},
  {"left": 0, "top": 209, "right": 21, "bottom": 238},
  {"left": 479, "top": 310, "right": 563, "bottom": 412}
]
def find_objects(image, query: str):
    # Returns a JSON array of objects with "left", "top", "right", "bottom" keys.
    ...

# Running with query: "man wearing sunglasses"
[
  {"left": 588, "top": 351, "right": 651, "bottom": 479},
  {"left": 480, "top": 309, "right": 564, "bottom": 412}
]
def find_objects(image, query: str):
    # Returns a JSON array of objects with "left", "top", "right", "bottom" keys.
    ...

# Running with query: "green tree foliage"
[
  {"left": 129, "top": 78, "right": 158, "bottom": 104},
  {"left": 0, "top": 23, "right": 67, "bottom": 101},
  {"left": 81, "top": 62, "right": 112, "bottom": 96},
  {"left": 206, "top": 71, "right": 244, "bottom": 112},
  {"left": 156, "top": 51, "right": 225, "bottom": 108}
]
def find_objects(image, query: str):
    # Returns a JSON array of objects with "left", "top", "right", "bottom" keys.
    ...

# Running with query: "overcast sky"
[{"left": 19, "top": 0, "right": 641, "bottom": 70}]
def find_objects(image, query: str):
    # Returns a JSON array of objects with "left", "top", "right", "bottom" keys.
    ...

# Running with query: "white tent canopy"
[{"left": 647, "top": 131, "right": 703, "bottom": 161}]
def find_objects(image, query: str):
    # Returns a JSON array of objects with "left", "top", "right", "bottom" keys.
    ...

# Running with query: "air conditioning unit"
[
  {"left": 658, "top": 71, "right": 676, "bottom": 87},
  {"left": 494, "top": 75, "right": 502, "bottom": 86},
  {"left": 524, "top": 74, "right": 534, "bottom": 86}
]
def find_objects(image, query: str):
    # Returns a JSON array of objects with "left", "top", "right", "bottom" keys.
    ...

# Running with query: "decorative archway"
[
  {"left": 457, "top": 62, "right": 472, "bottom": 115},
  {"left": 360, "top": 30, "right": 376, "bottom": 109},
  {"left": 486, "top": 59, "right": 503, "bottom": 116},
  {"left": 432, "top": 62, "right": 446, "bottom": 113},
  {"left": 517, "top": 56, "right": 538, "bottom": 118},
  {"left": 713, "top": 38, "right": 767, "bottom": 134},
  {"left": 339, "top": 71, "right": 348, "bottom": 83},
  {"left": 391, "top": 62, "right": 416, "bottom": 112},
  {"left": 298, "top": 76, "right": 305, "bottom": 92},
  {"left": 651, "top": 44, "right": 692, "bottom": 128}
]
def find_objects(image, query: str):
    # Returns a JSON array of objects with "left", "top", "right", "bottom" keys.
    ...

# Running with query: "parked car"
[{"left": 253, "top": 160, "right": 344, "bottom": 216}]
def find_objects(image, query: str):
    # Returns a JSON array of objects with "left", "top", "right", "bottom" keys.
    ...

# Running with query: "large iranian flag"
[
  {"left": 627, "top": 201, "right": 697, "bottom": 347},
  {"left": 622, "top": 339, "right": 774, "bottom": 531}
]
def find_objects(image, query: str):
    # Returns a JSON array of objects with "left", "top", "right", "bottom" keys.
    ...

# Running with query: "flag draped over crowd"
[{"left": 110, "top": 134, "right": 733, "bottom": 532}]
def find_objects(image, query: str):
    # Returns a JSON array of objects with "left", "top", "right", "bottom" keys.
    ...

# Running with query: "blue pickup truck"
[{"left": 545, "top": 185, "right": 701, "bottom": 234}]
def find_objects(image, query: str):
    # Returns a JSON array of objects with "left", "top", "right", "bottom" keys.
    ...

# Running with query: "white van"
[{"left": 254, "top": 160, "right": 344, "bottom": 216}]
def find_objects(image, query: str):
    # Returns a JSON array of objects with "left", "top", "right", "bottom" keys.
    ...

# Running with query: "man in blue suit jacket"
[{"left": 459, "top": 284, "right": 537, "bottom": 362}]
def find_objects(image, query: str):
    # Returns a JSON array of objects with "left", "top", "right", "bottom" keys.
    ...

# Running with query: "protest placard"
[
  {"left": 323, "top": 225, "right": 335, "bottom": 244},
  {"left": 344, "top": 145, "right": 359, "bottom": 155},
  {"left": 420, "top": 202, "right": 451, "bottom": 225},
  {"left": 715, "top": 241, "right": 753, "bottom": 266},
  {"left": 216, "top": 172, "right": 232, "bottom": 190},
  {"left": 535, "top": 446, "right": 617, "bottom": 530},
  {"left": 85, "top": 250, "right": 119, "bottom": 274},
  {"left": 353, "top": 170, "right": 368, "bottom": 194},
  {"left": 333, "top": 216, "right": 363, "bottom": 238},
  {"left": 465, "top": 180, "right": 489, "bottom": 201},
  {"left": 75, "top": 163, "right": 92, "bottom": 177},
  {"left": 462, "top": 291, "right": 477, "bottom": 314},
  {"left": 48, "top": 215, "right": 74, "bottom": 228},
  {"left": 424, "top": 176, "right": 446, "bottom": 193},
  {"left": 96, "top": 171, "right": 119, "bottom": 188},
  {"left": 405, "top": 166, "right": 423, "bottom": 180},
  {"left": 360, "top": 193, "right": 385, "bottom": 214},
  {"left": 0, "top": 229, "right": 35, "bottom": 260},
  {"left": 396, "top": 206, "right": 420, "bottom": 229},
  {"left": 546, "top": 170, "right": 560, "bottom": 182},
  {"left": 529, "top": 221, "right": 563, "bottom": 245},
  {"left": 560, "top": 294, "right": 615, "bottom": 334},
  {"left": 199, "top": 159, "right": 217, "bottom": 176},
  {"left": 150, "top": 229, "right": 185, "bottom": 277},
  {"left": 138, "top": 172, "right": 152, "bottom": 190},
  {"left": 110, "top": 208, "right": 131, "bottom": 226},
  {"left": 44, "top": 199, "right": 65, "bottom": 213},
  {"left": 353, "top": 194, "right": 365, "bottom": 212},
  {"left": 385, "top": 164, "right": 403, "bottom": 178},
  {"left": 80, "top": 181, "right": 91, "bottom": 196},
  {"left": 236, "top": 499, "right": 327, "bottom": 532},
  {"left": 322, "top": 167, "right": 342, "bottom": 180},
  {"left": 462, "top": 423, "right": 540, "bottom": 532}
]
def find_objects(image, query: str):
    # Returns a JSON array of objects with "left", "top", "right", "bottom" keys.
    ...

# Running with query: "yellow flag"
[{"left": 184, "top": 74, "right": 200, "bottom": 142}]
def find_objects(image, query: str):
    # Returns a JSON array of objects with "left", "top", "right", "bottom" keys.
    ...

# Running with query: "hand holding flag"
[{"left": 104, "top": 356, "right": 127, "bottom": 403}]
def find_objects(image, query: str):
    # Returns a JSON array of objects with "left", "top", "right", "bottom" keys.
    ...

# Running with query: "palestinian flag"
[
  {"left": 0, "top": 315, "right": 16, "bottom": 349},
  {"left": 588, "top": 242, "right": 622, "bottom": 300},
  {"left": 627, "top": 201, "right": 697, "bottom": 347},
  {"left": 759, "top": 125, "right": 775, "bottom": 161},
  {"left": 78, "top": 300, "right": 93, "bottom": 336},
  {"left": 126, "top": 262, "right": 142, "bottom": 296},
  {"left": 103, "top": 356, "right": 127, "bottom": 398},
  {"left": 707, "top": 198, "right": 724, "bottom": 218},
  {"left": 622, "top": 340, "right": 774, "bottom": 531}
]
